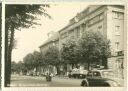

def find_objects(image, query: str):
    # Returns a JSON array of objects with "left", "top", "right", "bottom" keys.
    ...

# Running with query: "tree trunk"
[
  {"left": 5, "top": 24, "right": 15, "bottom": 87},
  {"left": 87, "top": 61, "right": 90, "bottom": 71},
  {"left": 0, "top": 18, "right": 1, "bottom": 76},
  {"left": 5, "top": 24, "right": 9, "bottom": 87},
  {"left": 55, "top": 65, "right": 60, "bottom": 75},
  {"left": 0, "top": 5, "right": 1, "bottom": 76},
  {"left": 35, "top": 66, "right": 38, "bottom": 76},
  {"left": 63, "top": 64, "right": 67, "bottom": 75},
  {"left": 102, "top": 57, "right": 108, "bottom": 69},
  {"left": 8, "top": 25, "right": 15, "bottom": 84},
  {"left": 71, "top": 64, "right": 74, "bottom": 69}
]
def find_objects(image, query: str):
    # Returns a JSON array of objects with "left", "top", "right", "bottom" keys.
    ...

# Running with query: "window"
[
  {"left": 115, "top": 26, "right": 120, "bottom": 35},
  {"left": 88, "top": 19, "right": 93, "bottom": 25},
  {"left": 76, "top": 27, "right": 80, "bottom": 38},
  {"left": 102, "top": 71, "right": 114, "bottom": 78},
  {"left": 87, "top": 72, "right": 93, "bottom": 77},
  {"left": 115, "top": 26, "right": 120, "bottom": 32},
  {"left": 114, "top": 12, "right": 120, "bottom": 18},
  {"left": 93, "top": 16, "right": 99, "bottom": 23},
  {"left": 61, "top": 32, "right": 67, "bottom": 39},
  {"left": 113, "top": 11, "right": 124, "bottom": 19},
  {"left": 99, "top": 14, "right": 104, "bottom": 20},
  {"left": 117, "top": 51, "right": 124, "bottom": 56},
  {"left": 115, "top": 42, "right": 119, "bottom": 50},
  {"left": 69, "top": 30, "right": 74, "bottom": 38},
  {"left": 81, "top": 24, "right": 86, "bottom": 33},
  {"left": 88, "top": 14, "right": 104, "bottom": 26},
  {"left": 120, "top": 13, "right": 124, "bottom": 19},
  {"left": 97, "top": 25, "right": 102, "bottom": 31}
]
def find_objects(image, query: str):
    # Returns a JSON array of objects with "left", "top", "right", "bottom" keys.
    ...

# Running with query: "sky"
[{"left": 12, "top": 3, "right": 89, "bottom": 62}]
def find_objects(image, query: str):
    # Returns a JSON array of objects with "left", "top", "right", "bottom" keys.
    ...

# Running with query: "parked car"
[
  {"left": 81, "top": 70, "right": 120, "bottom": 87},
  {"left": 68, "top": 68, "right": 88, "bottom": 79}
]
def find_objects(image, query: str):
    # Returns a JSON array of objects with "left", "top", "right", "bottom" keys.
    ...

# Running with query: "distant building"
[
  {"left": 39, "top": 5, "right": 125, "bottom": 78},
  {"left": 39, "top": 32, "right": 59, "bottom": 54},
  {"left": 39, "top": 32, "right": 59, "bottom": 75}
]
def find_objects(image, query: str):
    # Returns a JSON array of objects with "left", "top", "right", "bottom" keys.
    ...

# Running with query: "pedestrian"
[
  {"left": 46, "top": 73, "right": 52, "bottom": 82},
  {"left": 46, "top": 73, "right": 49, "bottom": 81},
  {"left": 49, "top": 73, "right": 52, "bottom": 81}
]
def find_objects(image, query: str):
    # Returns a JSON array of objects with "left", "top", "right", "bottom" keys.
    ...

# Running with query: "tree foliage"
[
  {"left": 60, "top": 31, "right": 111, "bottom": 70},
  {"left": 5, "top": 4, "right": 51, "bottom": 86},
  {"left": 61, "top": 39, "right": 78, "bottom": 68},
  {"left": 6, "top": 5, "right": 51, "bottom": 29},
  {"left": 44, "top": 46, "right": 60, "bottom": 66},
  {"left": 23, "top": 53, "right": 35, "bottom": 70},
  {"left": 22, "top": 31, "right": 111, "bottom": 75},
  {"left": 44, "top": 46, "right": 60, "bottom": 74},
  {"left": 22, "top": 46, "right": 60, "bottom": 75},
  {"left": 76, "top": 31, "right": 111, "bottom": 70},
  {"left": 11, "top": 61, "right": 17, "bottom": 73},
  {"left": 33, "top": 51, "right": 42, "bottom": 67},
  {"left": 11, "top": 61, "right": 26, "bottom": 74},
  {"left": 23, "top": 51, "right": 44, "bottom": 75}
]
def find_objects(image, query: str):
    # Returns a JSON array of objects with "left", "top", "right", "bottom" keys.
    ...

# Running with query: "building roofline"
[
  {"left": 39, "top": 38, "right": 59, "bottom": 48},
  {"left": 39, "top": 32, "right": 59, "bottom": 48},
  {"left": 39, "top": 5, "right": 124, "bottom": 48},
  {"left": 58, "top": 5, "right": 107, "bottom": 33}
]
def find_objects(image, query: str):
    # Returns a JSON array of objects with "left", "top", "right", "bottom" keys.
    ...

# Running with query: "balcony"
[{"left": 117, "top": 51, "right": 124, "bottom": 56}]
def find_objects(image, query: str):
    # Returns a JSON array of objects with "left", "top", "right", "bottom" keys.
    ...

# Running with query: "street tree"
[
  {"left": 11, "top": 61, "right": 27, "bottom": 75},
  {"left": 0, "top": 4, "right": 1, "bottom": 76},
  {"left": 5, "top": 4, "right": 51, "bottom": 86},
  {"left": 76, "top": 31, "right": 111, "bottom": 70},
  {"left": 44, "top": 46, "right": 60, "bottom": 75},
  {"left": 11, "top": 61, "right": 17, "bottom": 74},
  {"left": 32, "top": 51, "right": 42, "bottom": 75},
  {"left": 23, "top": 53, "right": 35, "bottom": 72},
  {"left": 17, "top": 61, "right": 27, "bottom": 75},
  {"left": 38, "top": 52, "right": 46, "bottom": 67},
  {"left": 61, "top": 39, "right": 78, "bottom": 71}
]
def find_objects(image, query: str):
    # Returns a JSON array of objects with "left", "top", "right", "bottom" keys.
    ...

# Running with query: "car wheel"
[{"left": 81, "top": 79, "right": 89, "bottom": 87}]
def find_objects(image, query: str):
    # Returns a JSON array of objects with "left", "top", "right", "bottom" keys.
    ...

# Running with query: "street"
[{"left": 10, "top": 75, "right": 82, "bottom": 87}]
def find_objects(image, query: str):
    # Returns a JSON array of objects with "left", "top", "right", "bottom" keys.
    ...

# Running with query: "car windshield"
[
  {"left": 102, "top": 71, "right": 114, "bottom": 78},
  {"left": 93, "top": 71, "right": 101, "bottom": 77},
  {"left": 87, "top": 72, "right": 93, "bottom": 77}
]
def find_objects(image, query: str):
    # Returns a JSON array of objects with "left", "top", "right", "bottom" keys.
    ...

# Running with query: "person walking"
[{"left": 46, "top": 73, "right": 52, "bottom": 82}]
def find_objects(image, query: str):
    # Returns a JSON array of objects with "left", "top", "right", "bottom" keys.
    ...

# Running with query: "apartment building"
[
  {"left": 39, "top": 32, "right": 59, "bottom": 54},
  {"left": 39, "top": 32, "right": 59, "bottom": 75},
  {"left": 59, "top": 5, "right": 124, "bottom": 54},
  {"left": 39, "top": 5, "right": 124, "bottom": 77}
]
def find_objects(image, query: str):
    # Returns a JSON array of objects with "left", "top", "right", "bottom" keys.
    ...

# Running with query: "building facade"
[
  {"left": 59, "top": 5, "right": 124, "bottom": 55},
  {"left": 39, "top": 32, "right": 59, "bottom": 75},
  {"left": 39, "top": 32, "right": 59, "bottom": 53},
  {"left": 39, "top": 5, "right": 124, "bottom": 77}
]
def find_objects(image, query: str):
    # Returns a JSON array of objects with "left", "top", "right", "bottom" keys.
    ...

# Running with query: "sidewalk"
[{"left": 111, "top": 78, "right": 124, "bottom": 86}]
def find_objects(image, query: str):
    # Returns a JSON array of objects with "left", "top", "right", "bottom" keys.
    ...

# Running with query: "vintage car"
[
  {"left": 81, "top": 70, "right": 121, "bottom": 87},
  {"left": 68, "top": 68, "right": 88, "bottom": 79}
]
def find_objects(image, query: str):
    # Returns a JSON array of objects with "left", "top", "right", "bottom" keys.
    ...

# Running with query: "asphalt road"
[{"left": 10, "top": 75, "right": 82, "bottom": 87}]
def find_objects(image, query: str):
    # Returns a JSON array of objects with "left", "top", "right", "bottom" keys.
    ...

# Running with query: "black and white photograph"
[{"left": 4, "top": 3, "right": 126, "bottom": 87}]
